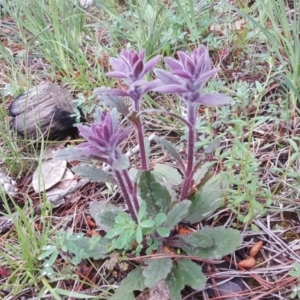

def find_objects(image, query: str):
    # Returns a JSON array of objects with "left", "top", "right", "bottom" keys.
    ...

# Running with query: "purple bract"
[
  {"left": 94, "top": 49, "right": 162, "bottom": 108},
  {"left": 153, "top": 45, "right": 229, "bottom": 106},
  {"left": 66, "top": 108, "right": 131, "bottom": 165}
]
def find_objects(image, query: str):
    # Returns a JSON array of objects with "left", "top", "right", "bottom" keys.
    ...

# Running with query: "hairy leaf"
[
  {"left": 177, "top": 231, "right": 213, "bottom": 248},
  {"left": 179, "top": 227, "right": 242, "bottom": 259},
  {"left": 164, "top": 200, "right": 191, "bottom": 230},
  {"left": 176, "top": 259, "right": 206, "bottom": 291},
  {"left": 63, "top": 235, "right": 110, "bottom": 261},
  {"left": 89, "top": 201, "right": 123, "bottom": 231},
  {"left": 109, "top": 266, "right": 146, "bottom": 300},
  {"left": 154, "top": 137, "right": 185, "bottom": 171},
  {"left": 54, "top": 288, "right": 95, "bottom": 298},
  {"left": 144, "top": 137, "right": 150, "bottom": 168},
  {"left": 204, "top": 137, "right": 221, "bottom": 154},
  {"left": 112, "top": 155, "right": 130, "bottom": 170},
  {"left": 73, "top": 164, "right": 117, "bottom": 184},
  {"left": 185, "top": 176, "right": 224, "bottom": 224},
  {"left": 97, "top": 211, "right": 120, "bottom": 230},
  {"left": 54, "top": 147, "right": 88, "bottom": 161},
  {"left": 192, "top": 162, "right": 210, "bottom": 185},
  {"left": 100, "top": 94, "right": 130, "bottom": 116},
  {"left": 165, "top": 266, "right": 185, "bottom": 300},
  {"left": 154, "top": 164, "right": 183, "bottom": 185},
  {"left": 143, "top": 258, "right": 173, "bottom": 288},
  {"left": 139, "top": 171, "right": 171, "bottom": 217},
  {"left": 128, "top": 168, "right": 141, "bottom": 183}
]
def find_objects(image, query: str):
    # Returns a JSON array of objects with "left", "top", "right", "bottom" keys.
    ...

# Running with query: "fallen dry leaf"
[{"left": 32, "top": 159, "right": 66, "bottom": 192}]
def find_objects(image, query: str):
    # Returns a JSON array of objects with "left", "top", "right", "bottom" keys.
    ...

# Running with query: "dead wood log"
[{"left": 9, "top": 82, "right": 78, "bottom": 140}]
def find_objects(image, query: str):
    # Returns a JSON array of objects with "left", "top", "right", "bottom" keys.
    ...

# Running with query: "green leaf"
[
  {"left": 137, "top": 202, "right": 147, "bottom": 223},
  {"left": 154, "top": 164, "right": 183, "bottom": 185},
  {"left": 38, "top": 248, "right": 57, "bottom": 260},
  {"left": 140, "top": 219, "right": 155, "bottom": 228},
  {"left": 136, "top": 227, "right": 143, "bottom": 244},
  {"left": 115, "top": 232, "right": 129, "bottom": 249},
  {"left": 177, "top": 231, "right": 213, "bottom": 248},
  {"left": 155, "top": 212, "right": 167, "bottom": 226},
  {"left": 289, "top": 263, "right": 300, "bottom": 277},
  {"left": 72, "top": 164, "right": 117, "bottom": 184},
  {"left": 164, "top": 200, "right": 191, "bottom": 230},
  {"left": 176, "top": 259, "right": 206, "bottom": 291},
  {"left": 179, "top": 227, "right": 242, "bottom": 259},
  {"left": 66, "top": 241, "right": 79, "bottom": 253},
  {"left": 288, "top": 138, "right": 299, "bottom": 152},
  {"left": 184, "top": 176, "right": 224, "bottom": 224},
  {"left": 143, "top": 258, "right": 173, "bottom": 288},
  {"left": 41, "top": 245, "right": 57, "bottom": 251},
  {"left": 43, "top": 249, "right": 58, "bottom": 267},
  {"left": 154, "top": 137, "right": 185, "bottom": 171},
  {"left": 68, "top": 232, "right": 84, "bottom": 241},
  {"left": 106, "top": 227, "right": 124, "bottom": 239},
  {"left": 156, "top": 227, "right": 170, "bottom": 237},
  {"left": 139, "top": 171, "right": 171, "bottom": 218},
  {"left": 165, "top": 266, "right": 185, "bottom": 300},
  {"left": 109, "top": 266, "right": 146, "bottom": 300}
]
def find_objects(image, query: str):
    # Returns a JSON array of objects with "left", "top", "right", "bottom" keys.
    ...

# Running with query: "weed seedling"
[{"left": 53, "top": 45, "right": 242, "bottom": 299}]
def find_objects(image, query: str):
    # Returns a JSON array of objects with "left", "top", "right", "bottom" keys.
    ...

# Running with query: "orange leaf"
[
  {"left": 86, "top": 215, "right": 96, "bottom": 228},
  {"left": 249, "top": 241, "right": 263, "bottom": 257},
  {"left": 238, "top": 257, "right": 256, "bottom": 269},
  {"left": 86, "top": 230, "right": 100, "bottom": 237},
  {"left": 163, "top": 246, "right": 176, "bottom": 255},
  {"left": 177, "top": 227, "right": 193, "bottom": 235}
]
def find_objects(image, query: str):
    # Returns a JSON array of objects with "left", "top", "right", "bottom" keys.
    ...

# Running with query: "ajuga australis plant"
[{"left": 53, "top": 45, "right": 242, "bottom": 299}]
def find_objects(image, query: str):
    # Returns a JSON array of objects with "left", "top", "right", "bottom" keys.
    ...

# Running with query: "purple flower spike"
[
  {"left": 106, "top": 49, "right": 160, "bottom": 86},
  {"left": 154, "top": 45, "right": 230, "bottom": 106},
  {"left": 57, "top": 108, "right": 131, "bottom": 167},
  {"left": 95, "top": 49, "right": 162, "bottom": 111}
]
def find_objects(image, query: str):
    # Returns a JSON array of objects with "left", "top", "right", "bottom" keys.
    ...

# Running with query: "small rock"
[
  {"left": 0, "top": 171, "right": 18, "bottom": 196},
  {"left": 77, "top": 0, "right": 94, "bottom": 8}
]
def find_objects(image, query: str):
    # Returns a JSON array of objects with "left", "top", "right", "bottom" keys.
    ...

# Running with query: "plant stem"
[
  {"left": 128, "top": 109, "right": 149, "bottom": 171},
  {"left": 135, "top": 117, "right": 148, "bottom": 170},
  {"left": 180, "top": 102, "right": 197, "bottom": 200},
  {"left": 128, "top": 89, "right": 149, "bottom": 171},
  {"left": 121, "top": 169, "right": 140, "bottom": 213},
  {"left": 114, "top": 170, "right": 137, "bottom": 221}
]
